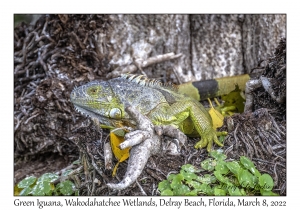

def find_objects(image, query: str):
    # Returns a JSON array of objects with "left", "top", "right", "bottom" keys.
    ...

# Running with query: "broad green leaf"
[
  {"left": 195, "top": 183, "right": 213, "bottom": 195},
  {"left": 167, "top": 174, "right": 176, "bottom": 181},
  {"left": 31, "top": 181, "right": 52, "bottom": 196},
  {"left": 37, "top": 173, "right": 59, "bottom": 183},
  {"left": 186, "top": 180, "right": 201, "bottom": 189},
  {"left": 196, "top": 174, "right": 216, "bottom": 184},
  {"left": 201, "top": 158, "right": 216, "bottom": 171},
  {"left": 158, "top": 180, "right": 171, "bottom": 192},
  {"left": 210, "top": 150, "right": 227, "bottom": 161},
  {"left": 19, "top": 186, "right": 32, "bottom": 196},
  {"left": 228, "top": 187, "right": 243, "bottom": 196},
  {"left": 161, "top": 189, "right": 173, "bottom": 196},
  {"left": 172, "top": 184, "right": 190, "bottom": 195},
  {"left": 238, "top": 169, "right": 255, "bottom": 188},
  {"left": 259, "top": 174, "right": 274, "bottom": 191},
  {"left": 180, "top": 170, "right": 197, "bottom": 181},
  {"left": 214, "top": 171, "right": 233, "bottom": 186},
  {"left": 185, "top": 189, "right": 198, "bottom": 196},
  {"left": 240, "top": 156, "right": 258, "bottom": 175},
  {"left": 214, "top": 187, "right": 227, "bottom": 196},
  {"left": 18, "top": 176, "right": 36, "bottom": 188},
  {"left": 226, "top": 161, "right": 241, "bottom": 176},
  {"left": 253, "top": 169, "right": 262, "bottom": 177},
  {"left": 57, "top": 180, "right": 75, "bottom": 195},
  {"left": 260, "top": 189, "right": 278, "bottom": 196},
  {"left": 170, "top": 174, "right": 184, "bottom": 189},
  {"left": 215, "top": 161, "right": 229, "bottom": 174}
]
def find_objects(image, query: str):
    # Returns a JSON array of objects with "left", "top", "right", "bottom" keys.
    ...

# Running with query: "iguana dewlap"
[{"left": 70, "top": 74, "right": 223, "bottom": 151}]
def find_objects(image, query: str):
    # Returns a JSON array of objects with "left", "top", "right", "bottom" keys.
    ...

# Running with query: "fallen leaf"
[
  {"left": 110, "top": 132, "right": 130, "bottom": 177},
  {"left": 207, "top": 98, "right": 224, "bottom": 129}
]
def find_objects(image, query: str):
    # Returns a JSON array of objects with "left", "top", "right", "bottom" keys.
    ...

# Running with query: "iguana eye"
[
  {"left": 109, "top": 108, "right": 121, "bottom": 119},
  {"left": 87, "top": 86, "right": 100, "bottom": 95}
]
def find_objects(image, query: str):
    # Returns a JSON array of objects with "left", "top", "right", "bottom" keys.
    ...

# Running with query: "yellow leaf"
[
  {"left": 110, "top": 132, "right": 130, "bottom": 177},
  {"left": 14, "top": 184, "right": 21, "bottom": 196},
  {"left": 207, "top": 98, "right": 224, "bottom": 129}
]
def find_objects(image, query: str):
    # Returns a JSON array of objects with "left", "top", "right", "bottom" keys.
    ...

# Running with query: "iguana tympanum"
[{"left": 70, "top": 74, "right": 237, "bottom": 152}]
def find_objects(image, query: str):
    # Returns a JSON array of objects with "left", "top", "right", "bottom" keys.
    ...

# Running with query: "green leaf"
[
  {"left": 195, "top": 183, "right": 213, "bottom": 195},
  {"left": 170, "top": 174, "right": 184, "bottom": 189},
  {"left": 196, "top": 174, "right": 216, "bottom": 184},
  {"left": 31, "top": 181, "right": 52, "bottom": 196},
  {"left": 214, "top": 187, "right": 227, "bottom": 196},
  {"left": 214, "top": 171, "right": 233, "bottom": 186},
  {"left": 19, "top": 186, "right": 32, "bottom": 196},
  {"left": 215, "top": 160, "right": 229, "bottom": 174},
  {"left": 167, "top": 174, "right": 176, "bottom": 181},
  {"left": 186, "top": 180, "right": 201, "bottom": 189},
  {"left": 253, "top": 169, "right": 262, "bottom": 177},
  {"left": 172, "top": 184, "right": 190, "bottom": 195},
  {"left": 161, "top": 189, "right": 174, "bottom": 196},
  {"left": 259, "top": 174, "right": 274, "bottom": 191},
  {"left": 37, "top": 173, "right": 59, "bottom": 183},
  {"left": 185, "top": 189, "right": 198, "bottom": 196},
  {"left": 226, "top": 161, "right": 241, "bottom": 176},
  {"left": 57, "top": 180, "right": 75, "bottom": 195},
  {"left": 260, "top": 189, "right": 278, "bottom": 196},
  {"left": 18, "top": 176, "right": 36, "bottom": 188},
  {"left": 210, "top": 150, "right": 227, "bottom": 161},
  {"left": 240, "top": 156, "right": 260, "bottom": 176},
  {"left": 180, "top": 169, "right": 198, "bottom": 181},
  {"left": 228, "top": 186, "right": 243, "bottom": 196},
  {"left": 201, "top": 158, "right": 216, "bottom": 171},
  {"left": 158, "top": 180, "right": 171, "bottom": 192},
  {"left": 238, "top": 169, "right": 255, "bottom": 188}
]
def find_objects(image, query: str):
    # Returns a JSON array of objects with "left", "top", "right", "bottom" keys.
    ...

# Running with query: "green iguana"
[{"left": 70, "top": 74, "right": 250, "bottom": 152}]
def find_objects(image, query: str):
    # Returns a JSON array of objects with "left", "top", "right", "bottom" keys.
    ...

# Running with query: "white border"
[{"left": 3, "top": 0, "right": 297, "bottom": 209}]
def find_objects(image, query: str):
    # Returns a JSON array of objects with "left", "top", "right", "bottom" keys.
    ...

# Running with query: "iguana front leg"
[{"left": 107, "top": 106, "right": 186, "bottom": 190}]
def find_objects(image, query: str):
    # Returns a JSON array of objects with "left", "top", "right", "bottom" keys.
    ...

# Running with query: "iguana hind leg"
[{"left": 163, "top": 100, "right": 224, "bottom": 152}]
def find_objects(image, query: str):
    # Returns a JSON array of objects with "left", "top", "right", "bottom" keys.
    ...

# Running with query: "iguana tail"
[{"left": 178, "top": 74, "right": 250, "bottom": 101}]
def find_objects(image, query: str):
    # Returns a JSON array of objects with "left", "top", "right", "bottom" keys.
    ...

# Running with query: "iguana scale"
[{"left": 70, "top": 74, "right": 236, "bottom": 151}]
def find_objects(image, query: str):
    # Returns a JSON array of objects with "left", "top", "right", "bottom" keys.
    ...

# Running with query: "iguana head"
[{"left": 70, "top": 80, "right": 129, "bottom": 128}]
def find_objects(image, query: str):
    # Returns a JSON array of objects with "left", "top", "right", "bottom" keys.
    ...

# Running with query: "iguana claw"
[{"left": 194, "top": 129, "right": 225, "bottom": 152}]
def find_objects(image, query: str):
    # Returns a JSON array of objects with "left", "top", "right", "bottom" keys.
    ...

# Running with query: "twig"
[{"left": 135, "top": 180, "right": 147, "bottom": 196}]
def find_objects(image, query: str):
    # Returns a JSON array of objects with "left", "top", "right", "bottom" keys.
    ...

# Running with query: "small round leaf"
[
  {"left": 31, "top": 181, "right": 52, "bottom": 196},
  {"left": 57, "top": 180, "right": 75, "bottom": 195},
  {"left": 259, "top": 174, "right": 274, "bottom": 191},
  {"left": 18, "top": 176, "right": 36, "bottom": 188}
]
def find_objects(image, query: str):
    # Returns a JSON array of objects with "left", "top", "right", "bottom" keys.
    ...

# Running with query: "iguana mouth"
[{"left": 73, "top": 103, "right": 109, "bottom": 124}]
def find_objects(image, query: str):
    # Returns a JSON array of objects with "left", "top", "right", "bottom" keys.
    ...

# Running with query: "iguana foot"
[{"left": 194, "top": 129, "right": 225, "bottom": 152}]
